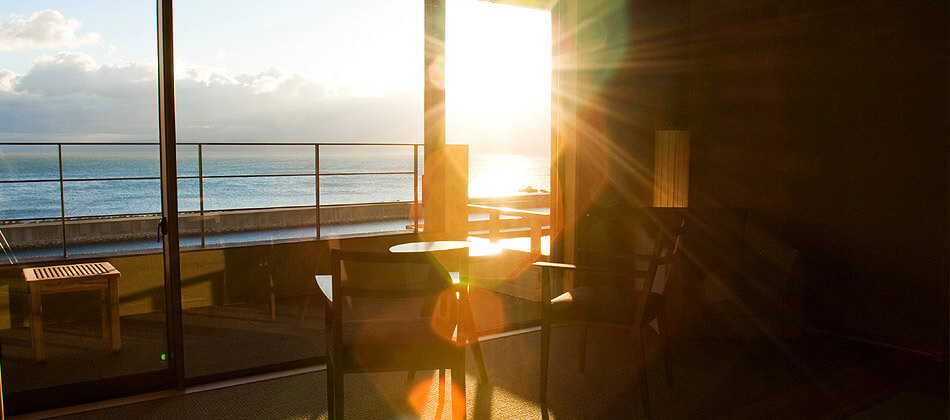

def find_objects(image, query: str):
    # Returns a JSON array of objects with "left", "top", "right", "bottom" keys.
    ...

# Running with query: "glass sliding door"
[
  {"left": 0, "top": 2, "right": 171, "bottom": 414},
  {"left": 0, "top": 0, "right": 435, "bottom": 412},
  {"left": 172, "top": 0, "right": 423, "bottom": 381}
]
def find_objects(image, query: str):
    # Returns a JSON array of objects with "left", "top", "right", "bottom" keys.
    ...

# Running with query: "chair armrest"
[
  {"left": 532, "top": 261, "right": 576, "bottom": 270},
  {"left": 578, "top": 249, "right": 658, "bottom": 264},
  {"left": 315, "top": 275, "right": 333, "bottom": 305},
  {"left": 534, "top": 260, "right": 647, "bottom": 277},
  {"left": 532, "top": 262, "right": 577, "bottom": 303},
  {"left": 532, "top": 259, "right": 654, "bottom": 302}
]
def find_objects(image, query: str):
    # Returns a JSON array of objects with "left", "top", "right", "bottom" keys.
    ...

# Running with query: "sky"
[{"left": 0, "top": 0, "right": 550, "bottom": 155}]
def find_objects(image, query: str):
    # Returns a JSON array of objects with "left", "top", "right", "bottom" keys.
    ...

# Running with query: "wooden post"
[
  {"left": 489, "top": 213, "right": 501, "bottom": 243},
  {"left": 445, "top": 144, "right": 469, "bottom": 239},
  {"left": 531, "top": 219, "right": 542, "bottom": 254},
  {"left": 424, "top": 0, "right": 447, "bottom": 235}
]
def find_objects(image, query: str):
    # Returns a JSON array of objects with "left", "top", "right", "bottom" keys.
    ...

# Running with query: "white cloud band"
[
  {"left": 0, "top": 9, "right": 101, "bottom": 52},
  {"left": 0, "top": 52, "right": 421, "bottom": 142}
]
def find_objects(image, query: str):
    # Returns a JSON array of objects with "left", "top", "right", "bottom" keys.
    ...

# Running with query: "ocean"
[{"left": 0, "top": 144, "right": 549, "bottom": 221}]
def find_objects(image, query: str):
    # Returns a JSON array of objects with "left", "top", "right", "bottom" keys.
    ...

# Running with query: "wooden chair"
[
  {"left": 534, "top": 219, "right": 685, "bottom": 419},
  {"left": 318, "top": 249, "right": 467, "bottom": 420}
]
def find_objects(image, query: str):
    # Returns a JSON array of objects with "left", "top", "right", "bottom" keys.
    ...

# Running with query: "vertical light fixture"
[{"left": 653, "top": 129, "right": 690, "bottom": 207}]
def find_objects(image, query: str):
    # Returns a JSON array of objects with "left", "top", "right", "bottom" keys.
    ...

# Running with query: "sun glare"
[
  {"left": 447, "top": 3, "right": 550, "bottom": 101},
  {"left": 468, "top": 153, "right": 548, "bottom": 197},
  {"left": 446, "top": 1, "right": 551, "bottom": 135},
  {"left": 446, "top": 0, "right": 552, "bottom": 196}
]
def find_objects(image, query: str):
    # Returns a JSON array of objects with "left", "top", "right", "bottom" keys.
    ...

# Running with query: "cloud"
[
  {"left": 0, "top": 53, "right": 422, "bottom": 142},
  {"left": 0, "top": 52, "right": 157, "bottom": 139},
  {"left": 0, "top": 69, "right": 19, "bottom": 92},
  {"left": 172, "top": 67, "right": 421, "bottom": 142},
  {"left": 0, "top": 9, "right": 101, "bottom": 52}
]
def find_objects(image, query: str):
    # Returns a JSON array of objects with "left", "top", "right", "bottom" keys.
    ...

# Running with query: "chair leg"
[
  {"left": 460, "top": 289, "right": 489, "bottom": 382},
  {"left": 636, "top": 330, "right": 651, "bottom": 419},
  {"left": 332, "top": 368, "right": 344, "bottom": 420},
  {"left": 578, "top": 322, "right": 588, "bottom": 373},
  {"left": 298, "top": 295, "right": 310, "bottom": 325},
  {"left": 540, "top": 317, "right": 551, "bottom": 420},
  {"left": 451, "top": 362, "right": 466, "bottom": 420},
  {"left": 470, "top": 338, "right": 489, "bottom": 383},
  {"left": 325, "top": 300, "right": 341, "bottom": 419},
  {"left": 326, "top": 363, "right": 336, "bottom": 420},
  {"left": 326, "top": 344, "right": 343, "bottom": 420},
  {"left": 434, "top": 369, "right": 446, "bottom": 420},
  {"left": 658, "top": 315, "right": 674, "bottom": 388},
  {"left": 663, "top": 344, "right": 674, "bottom": 389}
]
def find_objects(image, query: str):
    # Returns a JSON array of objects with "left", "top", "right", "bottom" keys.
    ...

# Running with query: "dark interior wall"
[
  {"left": 572, "top": 0, "right": 691, "bottom": 213},
  {"left": 686, "top": 0, "right": 948, "bottom": 352},
  {"left": 572, "top": 0, "right": 948, "bottom": 352}
]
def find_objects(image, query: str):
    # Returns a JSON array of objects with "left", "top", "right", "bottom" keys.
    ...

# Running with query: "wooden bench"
[{"left": 22, "top": 262, "right": 121, "bottom": 361}]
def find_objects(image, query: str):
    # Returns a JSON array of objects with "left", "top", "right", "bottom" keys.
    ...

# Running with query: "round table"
[
  {"left": 389, "top": 240, "right": 502, "bottom": 257},
  {"left": 388, "top": 240, "right": 469, "bottom": 254}
]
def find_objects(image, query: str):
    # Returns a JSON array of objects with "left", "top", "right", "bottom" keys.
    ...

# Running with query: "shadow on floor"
[{"left": 29, "top": 324, "right": 946, "bottom": 420}]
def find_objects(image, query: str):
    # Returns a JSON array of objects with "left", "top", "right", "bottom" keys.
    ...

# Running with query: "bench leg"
[
  {"left": 109, "top": 278, "right": 121, "bottom": 352},
  {"left": 29, "top": 286, "right": 45, "bottom": 361},
  {"left": 100, "top": 289, "right": 110, "bottom": 339}
]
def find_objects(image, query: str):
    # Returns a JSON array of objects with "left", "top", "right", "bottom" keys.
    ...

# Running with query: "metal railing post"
[
  {"left": 198, "top": 144, "right": 205, "bottom": 247},
  {"left": 313, "top": 143, "right": 321, "bottom": 239},
  {"left": 413, "top": 144, "right": 419, "bottom": 233},
  {"left": 58, "top": 145, "right": 67, "bottom": 258}
]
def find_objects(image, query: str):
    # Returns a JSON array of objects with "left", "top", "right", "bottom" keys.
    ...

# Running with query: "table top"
[
  {"left": 389, "top": 240, "right": 503, "bottom": 257},
  {"left": 388, "top": 241, "right": 470, "bottom": 253}
]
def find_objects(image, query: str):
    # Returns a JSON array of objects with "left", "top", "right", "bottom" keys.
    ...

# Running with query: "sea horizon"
[{"left": 0, "top": 146, "right": 549, "bottom": 221}]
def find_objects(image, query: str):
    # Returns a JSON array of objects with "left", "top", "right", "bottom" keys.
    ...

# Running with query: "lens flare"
[
  {"left": 408, "top": 373, "right": 466, "bottom": 419},
  {"left": 428, "top": 56, "right": 446, "bottom": 90}
]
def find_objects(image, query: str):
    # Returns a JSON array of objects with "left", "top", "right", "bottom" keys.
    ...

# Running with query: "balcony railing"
[{"left": 0, "top": 142, "right": 422, "bottom": 262}]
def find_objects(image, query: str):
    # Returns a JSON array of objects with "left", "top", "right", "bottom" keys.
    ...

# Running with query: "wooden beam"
[{"left": 424, "top": 0, "right": 447, "bottom": 234}]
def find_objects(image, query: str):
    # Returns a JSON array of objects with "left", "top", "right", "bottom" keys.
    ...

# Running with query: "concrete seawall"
[{"left": 1, "top": 194, "right": 549, "bottom": 248}]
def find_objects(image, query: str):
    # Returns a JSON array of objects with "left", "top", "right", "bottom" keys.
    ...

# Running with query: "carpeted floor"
[{"left": 25, "top": 325, "right": 946, "bottom": 420}]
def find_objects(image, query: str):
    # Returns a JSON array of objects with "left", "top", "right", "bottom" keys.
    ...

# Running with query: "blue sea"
[{"left": 0, "top": 144, "right": 549, "bottom": 221}]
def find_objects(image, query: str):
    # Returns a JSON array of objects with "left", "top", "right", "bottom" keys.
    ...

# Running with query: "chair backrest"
[
  {"left": 574, "top": 217, "right": 686, "bottom": 297},
  {"left": 467, "top": 247, "right": 543, "bottom": 301},
  {"left": 651, "top": 218, "right": 686, "bottom": 296},
  {"left": 330, "top": 248, "right": 459, "bottom": 322},
  {"left": 590, "top": 217, "right": 685, "bottom": 327}
]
